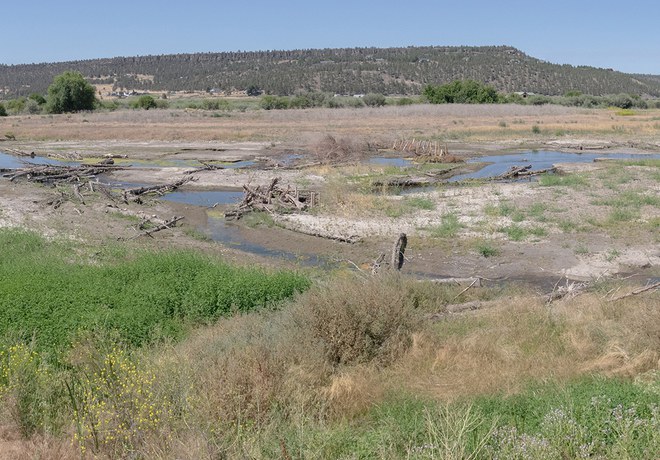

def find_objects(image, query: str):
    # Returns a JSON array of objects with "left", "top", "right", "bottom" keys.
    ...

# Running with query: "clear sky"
[{"left": 3, "top": 0, "right": 659, "bottom": 74}]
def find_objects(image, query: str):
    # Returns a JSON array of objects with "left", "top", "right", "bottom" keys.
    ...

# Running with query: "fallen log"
[
  {"left": 185, "top": 161, "right": 226, "bottom": 174},
  {"left": 6, "top": 164, "right": 127, "bottom": 183},
  {"left": 497, "top": 165, "right": 532, "bottom": 179},
  {"left": 372, "top": 176, "right": 437, "bottom": 188},
  {"left": 607, "top": 281, "right": 659, "bottom": 302},
  {"left": 272, "top": 217, "right": 360, "bottom": 244},
  {"left": 127, "top": 216, "right": 184, "bottom": 240},
  {"left": 425, "top": 300, "right": 497, "bottom": 321},
  {"left": 424, "top": 277, "right": 483, "bottom": 287},
  {"left": 122, "top": 176, "right": 194, "bottom": 202}
]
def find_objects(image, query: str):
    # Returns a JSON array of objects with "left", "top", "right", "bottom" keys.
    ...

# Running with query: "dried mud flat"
[{"left": 1, "top": 105, "right": 659, "bottom": 287}]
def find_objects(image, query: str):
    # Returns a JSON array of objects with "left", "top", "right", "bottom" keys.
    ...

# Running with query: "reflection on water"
[
  {"left": 368, "top": 157, "right": 413, "bottom": 167},
  {"left": 204, "top": 215, "right": 335, "bottom": 268},
  {"left": 0, "top": 151, "right": 79, "bottom": 169}
]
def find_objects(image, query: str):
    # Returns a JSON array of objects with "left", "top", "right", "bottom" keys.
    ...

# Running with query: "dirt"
[{"left": 1, "top": 106, "right": 659, "bottom": 287}]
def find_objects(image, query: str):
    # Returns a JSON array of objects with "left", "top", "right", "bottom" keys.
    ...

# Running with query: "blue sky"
[{"left": 3, "top": 0, "right": 659, "bottom": 74}]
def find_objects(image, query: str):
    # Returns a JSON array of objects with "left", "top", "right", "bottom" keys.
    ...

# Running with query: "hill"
[{"left": 2, "top": 45, "right": 660, "bottom": 98}]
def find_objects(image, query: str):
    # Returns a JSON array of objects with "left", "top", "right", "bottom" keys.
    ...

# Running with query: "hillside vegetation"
[{"left": 2, "top": 45, "right": 660, "bottom": 98}]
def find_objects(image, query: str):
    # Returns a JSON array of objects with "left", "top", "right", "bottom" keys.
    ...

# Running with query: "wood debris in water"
[
  {"left": 3, "top": 164, "right": 126, "bottom": 183},
  {"left": 122, "top": 176, "right": 195, "bottom": 203},
  {"left": 225, "top": 177, "right": 318, "bottom": 220}
]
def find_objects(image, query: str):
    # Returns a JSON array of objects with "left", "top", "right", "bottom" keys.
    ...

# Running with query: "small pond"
[
  {"left": 367, "top": 157, "right": 414, "bottom": 167},
  {"left": 160, "top": 190, "right": 244, "bottom": 207},
  {"left": 203, "top": 216, "right": 335, "bottom": 268},
  {"left": 449, "top": 151, "right": 660, "bottom": 182},
  {"left": 0, "top": 151, "right": 79, "bottom": 169}
]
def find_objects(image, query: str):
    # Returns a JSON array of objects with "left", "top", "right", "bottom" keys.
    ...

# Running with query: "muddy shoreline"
[{"left": 2, "top": 136, "right": 658, "bottom": 289}]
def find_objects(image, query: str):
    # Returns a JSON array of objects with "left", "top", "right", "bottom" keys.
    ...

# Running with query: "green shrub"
[
  {"left": 363, "top": 93, "right": 386, "bottom": 107},
  {"left": 0, "top": 103, "right": 6, "bottom": 116},
  {"left": 260, "top": 95, "right": 289, "bottom": 110},
  {"left": 344, "top": 97, "right": 365, "bottom": 108},
  {"left": 201, "top": 98, "right": 230, "bottom": 110},
  {"left": 135, "top": 95, "right": 157, "bottom": 110},
  {"left": 5, "top": 97, "right": 26, "bottom": 114},
  {"left": 424, "top": 80, "right": 499, "bottom": 104},
  {"left": 396, "top": 97, "right": 416, "bottom": 106},
  {"left": 46, "top": 71, "right": 97, "bottom": 113},
  {"left": 28, "top": 93, "right": 47, "bottom": 105}
]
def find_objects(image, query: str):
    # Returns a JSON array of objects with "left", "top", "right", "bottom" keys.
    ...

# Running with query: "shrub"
[
  {"left": 24, "top": 99, "right": 41, "bottom": 114},
  {"left": 201, "top": 98, "right": 230, "bottom": 110},
  {"left": 528, "top": 95, "right": 551, "bottom": 105},
  {"left": 293, "top": 276, "right": 418, "bottom": 367},
  {"left": 46, "top": 71, "right": 97, "bottom": 113},
  {"left": 135, "top": 95, "right": 157, "bottom": 110},
  {"left": 260, "top": 95, "right": 289, "bottom": 110},
  {"left": 424, "top": 80, "right": 499, "bottom": 104},
  {"left": 363, "top": 93, "right": 386, "bottom": 107},
  {"left": 289, "top": 94, "right": 312, "bottom": 109},
  {"left": 246, "top": 85, "right": 262, "bottom": 96},
  {"left": 325, "top": 98, "right": 345, "bottom": 108},
  {"left": 28, "top": 93, "right": 47, "bottom": 105},
  {"left": 396, "top": 97, "right": 416, "bottom": 106},
  {"left": 609, "top": 93, "right": 634, "bottom": 109},
  {"left": 344, "top": 97, "right": 365, "bottom": 108},
  {"left": 0, "top": 103, "right": 6, "bottom": 116},
  {"left": 5, "top": 97, "right": 26, "bottom": 114}
]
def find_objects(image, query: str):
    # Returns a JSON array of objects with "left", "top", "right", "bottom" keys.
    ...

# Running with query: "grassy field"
[
  {"left": 0, "top": 228, "right": 658, "bottom": 458},
  {"left": 3, "top": 104, "right": 660, "bottom": 145}
]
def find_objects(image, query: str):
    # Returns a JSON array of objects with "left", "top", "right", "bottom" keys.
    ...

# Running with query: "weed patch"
[{"left": 0, "top": 229, "right": 310, "bottom": 352}]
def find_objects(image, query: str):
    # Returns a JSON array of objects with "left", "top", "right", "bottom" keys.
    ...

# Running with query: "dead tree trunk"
[{"left": 391, "top": 233, "right": 407, "bottom": 271}]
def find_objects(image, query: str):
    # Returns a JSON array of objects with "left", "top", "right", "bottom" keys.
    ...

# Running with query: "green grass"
[
  {"left": 593, "top": 190, "right": 660, "bottom": 209},
  {"left": 618, "top": 158, "right": 660, "bottom": 168},
  {"left": 527, "top": 202, "right": 548, "bottom": 221},
  {"left": 247, "top": 376, "right": 660, "bottom": 459},
  {"left": 429, "top": 212, "right": 463, "bottom": 238},
  {"left": 475, "top": 242, "right": 500, "bottom": 257},
  {"left": 498, "top": 224, "right": 527, "bottom": 241},
  {"left": 538, "top": 173, "right": 587, "bottom": 188},
  {"left": 406, "top": 196, "right": 436, "bottom": 211},
  {"left": 0, "top": 229, "right": 310, "bottom": 352}
]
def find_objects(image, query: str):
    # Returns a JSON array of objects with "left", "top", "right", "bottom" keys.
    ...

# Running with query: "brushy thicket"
[{"left": 0, "top": 229, "right": 310, "bottom": 352}]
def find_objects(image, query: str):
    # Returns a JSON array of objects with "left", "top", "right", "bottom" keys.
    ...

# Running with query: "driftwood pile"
[
  {"left": 3, "top": 164, "right": 125, "bottom": 184},
  {"left": 392, "top": 138, "right": 461, "bottom": 163},
  {"left": 122, "top": 176, "right": 195, "bottom": 203},
  {"left": 225, "top": 178, "right": 318, "bottom": 220}
]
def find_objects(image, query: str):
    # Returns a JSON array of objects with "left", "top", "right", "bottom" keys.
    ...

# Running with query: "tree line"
[{"left": 2, "top": 46, "right": 660, "bottom": 99}]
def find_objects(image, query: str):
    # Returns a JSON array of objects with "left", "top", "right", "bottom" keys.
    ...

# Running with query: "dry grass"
[
  {"left": 1, "top": 273, "right": 657, "bottom": 458},
  {"left": 395, "top": 291, "right": 660, "bottom": 401},
  {"left": 3, "top": 105, "right": 660, "bottom": 145}
]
